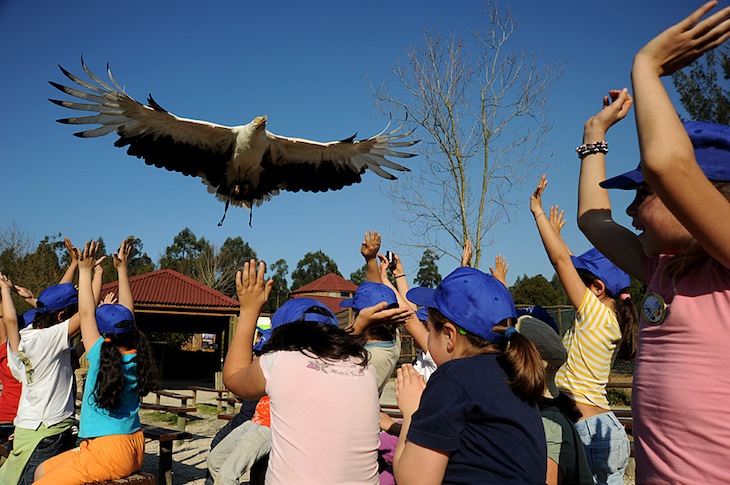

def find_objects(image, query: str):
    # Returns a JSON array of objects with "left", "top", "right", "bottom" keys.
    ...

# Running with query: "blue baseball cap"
[
  {"left": 18, "top": 309, "right": 37, "bottom": 330},
  {"left": 272, "top": 298, "right": 338, "bottom": 330},
  {"left": 601, "top": 121, "right": 730, "bottom": 189},
  {"left": 96, "top": 304, "right": 135, "bottom": 334},
  {"left": 571, "top": 248, "right": 630, "bottom": 296},
  {"left": 516, "top": 306, "right": 559, "bottom": 335},
  {"left": 407, "top": 267, "right": 517, "bottom": 344},
  {"left": 252, "top": 328, "right": 271, "bottom": 352},
  {"left": 416, "top": 307, "right": 429, "bottom": 323},
  {"left": 339, "top": 282, "right": 397, "bottom": 311},
  {"left": 37, "top": 283, "right": 78, "bottom": 312}
]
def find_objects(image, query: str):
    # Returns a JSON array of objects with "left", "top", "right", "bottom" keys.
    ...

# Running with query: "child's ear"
[
  {"left": 442, "top": 322, "right": 458, "bottom": 352},
  {"left": 590, "top": 279, "right": 607, "bottom": 298},
  {"left": 56, "top": 311, "right": 66, "bottom": 322}
]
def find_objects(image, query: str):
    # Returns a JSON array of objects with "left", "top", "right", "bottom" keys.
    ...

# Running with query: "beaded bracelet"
[{"left": 576, "top": 141, "right": 608, "bottom": 159}]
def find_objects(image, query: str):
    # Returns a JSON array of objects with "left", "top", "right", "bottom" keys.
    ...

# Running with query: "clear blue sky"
[{"left": 0, "top": 0, "right": 709, "bottom": 287}]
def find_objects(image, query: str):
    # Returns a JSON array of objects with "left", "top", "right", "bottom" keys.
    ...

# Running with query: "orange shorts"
[{"left": 34, "top": 430, "right": 145, "bottom": 485}]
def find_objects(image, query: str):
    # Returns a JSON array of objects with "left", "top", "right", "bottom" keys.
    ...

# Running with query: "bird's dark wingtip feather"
[
  {"left": 48, "top": 98, "right": 64, "bottom": 106},
  {"left": 56, "top": 118, "right": 72, "bottom": 124}
]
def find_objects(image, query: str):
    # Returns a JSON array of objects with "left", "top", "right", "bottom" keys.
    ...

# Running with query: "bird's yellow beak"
[{"left": 254, "top": 115, "right": 267, "bottom": 127}]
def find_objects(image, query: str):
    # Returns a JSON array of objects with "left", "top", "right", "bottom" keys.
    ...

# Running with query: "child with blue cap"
[
  {"left": 33, "top": 240, "right": 158, "bottom": 484},
  {"left": 223, "top": 261, "right": 381, "bottom": 485},
  {"left": 393, "top": 266, "right": 547, "bottom": 484},
  {"left": 575, "top": 3, "right": 730, "bottom": 482},
  {"left": 531, "top": 177, "right": 636, "bottom": 485},
  {"left": 0, "top": 274, "right": 84, "bottom": 485},
  {"left": 341, "top": 281, "right": 410, "bottom": 395}
]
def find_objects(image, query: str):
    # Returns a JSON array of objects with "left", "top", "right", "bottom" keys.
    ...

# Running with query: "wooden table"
[{"left": 142, "top": 425, "right": 192, "bottom": 485}]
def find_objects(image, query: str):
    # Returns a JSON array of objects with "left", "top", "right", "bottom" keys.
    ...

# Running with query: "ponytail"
[
  {"left": 497, "top": 325, "right": 546, "bottom": 406},
  {"left": 615, "top": 291, "right": 639, "bottom": 360}
]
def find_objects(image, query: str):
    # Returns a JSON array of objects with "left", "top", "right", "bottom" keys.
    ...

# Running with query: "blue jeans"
[
  {"left": 19, "top": 428, "right": 76, "bottom": 485},
  {"left": 575, "top": 411, "right": 630, "bottom": 485}
]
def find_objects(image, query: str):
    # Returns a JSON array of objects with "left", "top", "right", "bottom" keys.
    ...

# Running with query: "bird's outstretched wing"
[
  {"left": 49, "top": 58, "right": 237, "bottom": 190},
  {"left": 255, "top": 123, "right": 418, "bottom": 197}
]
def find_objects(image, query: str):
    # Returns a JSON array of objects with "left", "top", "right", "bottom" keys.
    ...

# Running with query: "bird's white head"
[{"left": 253, "top": 115, "right": 267, "bottom": 129}]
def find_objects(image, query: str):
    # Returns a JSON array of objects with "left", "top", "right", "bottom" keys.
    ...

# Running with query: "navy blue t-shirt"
[{"left": 407, "top": 353, "right": 546, "bottom": 484}]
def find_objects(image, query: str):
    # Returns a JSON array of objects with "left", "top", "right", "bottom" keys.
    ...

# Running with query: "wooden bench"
[
  {"left": 188, "top": 385, "right": 229, "bottom": 414},
  {"left": 380, "top": 404, "right": 403, "bottom": 419},
  {"left": 142, "top": 425, "right": 192, "bottom": 485},
  {"left": 217, "top": 413, "right": 237, "bottom": 421},
  {"left": 216, "top": 395, "right": 240, "bottom": 414},
  {"left": 140, "top": 404, "right": 197, "bottom": 435},
  {"left": 86, "top": 471, "right": 157, "bottom": 484},
  {"left": 151, "top": 390, "right": 194, "bottom": 408}
]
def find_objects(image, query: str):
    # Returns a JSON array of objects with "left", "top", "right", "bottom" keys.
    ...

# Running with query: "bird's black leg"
[
  {"left": 248, "top": 207, "right": 253, "bottom": 228},
  {"left": 218, "top": 199, "right": 230, "bottom": 227}
]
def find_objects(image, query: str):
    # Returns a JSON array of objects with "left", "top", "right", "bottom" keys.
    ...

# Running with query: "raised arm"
[
  {"left": 60, "top": 238, "right": 79, "bottom": 284},
  {"left": 222, "top": 260, "right": 272, "bottom": 400},
  {"left": 113, "top": 239, "right": 133, "bottom": 311},
  {"left": 577, "top": 89, "right": 645, "bottom": 280},
  {"left": 361, "top": 231, "right": 382, "bottom": 283},
  {"left": 461, "top": 240, "right": 473, "bottom": 267},
  {"left": 377, "top": 254, "right": 425, "bottom": 349},
  {"left": 532, "top": 175, "right": 588, "bottom": 309},
  {"left": 632, "top": 1, "right": 730, "bottom": 268},
  {"left": 14, "top": 285, "right": 37, "bottom": 308},
  {"left": 0, "top": 273, "right": 20, "bottom": 352},
  {"left": 77, "top": 241, "right": 102, "bottom": 347},
  {"left": 489, "top": 254, "right": 509, "bottom": 288}
]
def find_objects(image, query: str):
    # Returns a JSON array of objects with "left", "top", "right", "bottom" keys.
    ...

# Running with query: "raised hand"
[
  {"left": 461, "top": 240, "right": 473, "bottom": 267},
  {"left": 489, "top": 255, "right": 509, "bottom": 287},
  {"left": 360, "top": 231, "right": 382, "bottom": 260},
  {"left": 77, "top": 241, "right": 99, "bottom": 270},
  {"left": 635, "top": 1, "right": 730, "bottom": 77},
  {"left": 0, "top": 272, "right": 13, "bottom": 291},
  {"left": 583, "top": 89, "right": 633, "bottom": 142},
  {"left": 113, "top": 238, "right": 132, "bottom": 269},
  {"left": 14, "top": 285, "right": 34, "bottom": 300},
  {"left": 530, "top": 174, "right": 548, "bottom": 217},
  {"left": 64, "top": 238, "right": 79, "bottom": 264},
  {"left": 549, "top": 205, "right": 567, "bottom": 237},
  {"left": 100, "top": 292, "right": 118, "bottom": 306},
  {"left": 236, "top": 260, "right": 273, "bottom": 316}
]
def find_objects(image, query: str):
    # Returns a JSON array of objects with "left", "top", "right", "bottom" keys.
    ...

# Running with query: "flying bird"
[{"left": 49, "top": 58, "right": 418, "bottom": 225}]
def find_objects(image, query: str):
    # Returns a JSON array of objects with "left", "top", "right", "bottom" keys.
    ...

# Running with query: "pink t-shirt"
[
  {"left": 634, "top": 255, "right": 730, "bottom": 484},
  {"left": 0, "top": 344, "right": 21, "bottom": 422},
  {"left": 260, "top": 350, "right": 380, "bottom": 485}
]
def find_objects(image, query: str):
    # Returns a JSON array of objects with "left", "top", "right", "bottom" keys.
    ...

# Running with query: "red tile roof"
[
  {"left": 290, "top": 273, "right": 358, "bottom": 295},
  {"left": 101, "top": 269, "right": 239, "bottom": 309}
]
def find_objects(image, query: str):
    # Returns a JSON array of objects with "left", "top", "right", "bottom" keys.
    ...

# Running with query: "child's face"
[
  {"left": 626, "top": 183, "right": 694, "bottom": 257},
  {"left": 426, "top": 319, "right": 450, "bottom": 366}
]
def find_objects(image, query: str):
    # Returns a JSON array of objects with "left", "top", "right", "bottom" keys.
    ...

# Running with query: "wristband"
[
  {"left": 394, "top": 274, "right": 406, "bottom": 279},
  {"left": 576, "top": 141, "right": 608, "bottom": 159}
]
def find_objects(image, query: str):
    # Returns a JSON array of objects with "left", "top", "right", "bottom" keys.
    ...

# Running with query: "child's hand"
[
  {"left": 392, "top": 252, "right": 405, "bottom": 277},
  {"left": 236, "top": 260, "right": 273, "bottom": 316},
  {"left": 635, "top": 1, "right": 730, "bottom": 77},
  {"left": 461, "top": 240, "right": 473, "bottom": 267},
  {"left": 396, "top": 364, "right": 426, "bottom": 417},
  {"left": 113, "top": 238, "right": 132, "bottom": 269},
  {"left": 0, "top": 272, "right": 13, "bottom": 290},
  {"left": 100, "top": 292, "right": 118, "bottom": 306},
  {"left": 360, "top": 231, "right": 381, "bottom": 260},
  {"left": 14, "top": 285, "right": 34, "bottom": 300},
  {"left": 355, "top": 302, "right": 413, "bottom": 330},
  {"left": 489, "top": 254, "right": 509, "bottom": 287},
  {"left": 583, "top": 89, "right": 633, "bottom": 140},
  {"left": 377, "top": 254, "right": 391, "bottom": 283},
  {"left": 64, "top": 238, "right": 78, "bottom": 264},
  {"left": 549, "top": 205, "right": 567, "bottom": 237},
  {"left": 530, "top": 174, "right": 548, "bottom": 216},
  {"left": 93, "top": 256, "right": 106, "bottom": 275},
  {"left": 77, "top": 241, "right": 99, "bottom": 270},
  {"left": 379, "top": 411, "right": 397, "bottom": 432}
]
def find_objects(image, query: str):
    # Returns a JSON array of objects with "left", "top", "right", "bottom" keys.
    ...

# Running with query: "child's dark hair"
[
  {"left": 540, "top": 393, "right": 583, "bottom": 423},
  {"left": 32, "top": 303, "right": 78, "bottom": 329},
  {"left": 577, "top": 269, "right": 638, "bottom": 360},
  {"left": 92, "top": 330, "right": 159, "bottom": 411},
  {"left": 262, "top": 321, "right": 369, "bottom": 367},
  {"left": 429, "top": 308, "right": 545, "bottom": 405}
]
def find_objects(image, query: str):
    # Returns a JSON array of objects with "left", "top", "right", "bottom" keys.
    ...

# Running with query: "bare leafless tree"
[{"left": 373, "top": 3, "right": 563, "bottom": 267}]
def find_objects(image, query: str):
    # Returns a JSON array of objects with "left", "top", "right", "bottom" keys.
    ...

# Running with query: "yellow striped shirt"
[{"left": 555, "top": 288, "right": 621, "bottom": 409}]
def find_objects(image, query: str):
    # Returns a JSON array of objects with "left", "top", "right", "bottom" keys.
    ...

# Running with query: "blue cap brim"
[
  {"left": 599, "top": 168, "right": 644, "bottom": 190},
  {"left": 406, "top": 287, "right": 437, "bottom": 308},
  {"left": 339, "top": 298, "right": 355, "bottom": 308}
]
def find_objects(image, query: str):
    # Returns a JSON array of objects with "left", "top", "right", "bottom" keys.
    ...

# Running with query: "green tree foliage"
[
  {"left": 195, "top": 237, "right": 257, "bottom": 297},
  {"left": 349, "top": 264, "right": 368, "bottom": 286},
  {"left": 290, "top": 251, "right": 341, "bottom": 291},
  {"left": 672, "top": 50, "right": 730, "bottom": 124},
  {"left": 549, "top": 273, "right": 568, "bottom": 306},
  {"left": 264, "top": 259, "right": 290, "bottom": 313},
  {"left": 509, "top": 273, "right": 564, "bottom": 306},
  {"left": 414, "top": 249, "right": 442, "bottom": 288},
  {"left": 159, "top": 228, "right": 211, "bottom": 279}
]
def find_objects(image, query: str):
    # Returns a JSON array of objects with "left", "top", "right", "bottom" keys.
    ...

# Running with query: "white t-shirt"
[
  {"left": 260, "top": 350, "right": 380, "bottom": 485},
  {"left": 412, "top": 349, "right": 437, "bottom": 381},
  {"left": 8, "top": 320, "right": 75, "bottom": 429}
]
